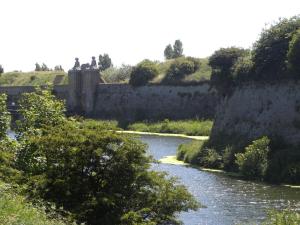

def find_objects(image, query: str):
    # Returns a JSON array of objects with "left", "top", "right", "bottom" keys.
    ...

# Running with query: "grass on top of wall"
[
  {"left": 0, "top": 71, "right": 68, "bottom": 86},
  {"left": 0, "top": 182, "right": 68, "bottom": 225},
  {"left": 127, "top": 119, "right": 213, "bottom": 136}
]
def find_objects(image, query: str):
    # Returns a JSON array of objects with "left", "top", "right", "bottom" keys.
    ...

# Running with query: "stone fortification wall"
[
  {"left": 211, "top": 81, "right": 300, "bottom": 145},
  {"left": 92, "top": 83, "right": 218, "bottom": 121}
]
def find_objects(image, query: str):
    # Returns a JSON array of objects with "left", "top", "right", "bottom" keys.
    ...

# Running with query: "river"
[{"left": 139, "top": 135, "right": 300, "bottom": 225}]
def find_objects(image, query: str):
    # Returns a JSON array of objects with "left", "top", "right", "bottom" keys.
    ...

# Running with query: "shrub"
[
  {"left": 235, "top": 136, "right": 270, "bottom": 179},
  {"left": 164, "top": 57, "right": 199, "bottom": 83},
  {"left": 262, "top": 209, "right": 300, "bottom": 225},
  {"left": 102, "top": 64, "right": 133, "bottom": 83},
  {"left": 252, "top": 16, "right": 300, "bottom": 79},
  {"left": 0, "top": 94, "right": 11, "bottom": 139},
  {"left": 129, "top": 60, "right": 159, "bottom": 86},
  {"left": 287, "top": 29, "right": 300, "bottom": 75},
  {"left": 199, "top": 148, "right": 222, "bottom": 168}
]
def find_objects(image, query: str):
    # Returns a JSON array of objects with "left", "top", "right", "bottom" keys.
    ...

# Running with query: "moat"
[{"left": 140, "top": 135, "right": 300, "bottom": 225}]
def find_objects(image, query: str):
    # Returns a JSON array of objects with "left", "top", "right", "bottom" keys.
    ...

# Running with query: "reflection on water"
[{"left": 139, "top": 135, "right": 300, "bottom": 225}]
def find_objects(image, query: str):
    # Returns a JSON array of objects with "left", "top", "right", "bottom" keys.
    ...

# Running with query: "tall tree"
[
  {"left": 164, "top": 44, "right": 174, "bottom": 59},
  {"left": 98, "top": 54, "right": 112, "bottom": 71},
  {"left": 173, "top": 39, "right": 183, "bottom": 58},
  {"left": 35, "top": 63, "right": 41, "bottom": 71}
]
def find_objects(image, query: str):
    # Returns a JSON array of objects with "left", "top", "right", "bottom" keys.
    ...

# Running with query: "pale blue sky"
[{"left": 0, "top": 0, "right": 299, "bottom": 72}]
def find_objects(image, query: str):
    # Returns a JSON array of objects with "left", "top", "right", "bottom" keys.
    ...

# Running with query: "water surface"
[{"left": 140, "top": 135, "right": 300, "bottom": 225}]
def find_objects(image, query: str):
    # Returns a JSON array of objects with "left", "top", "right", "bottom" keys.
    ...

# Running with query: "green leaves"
[{"left": 0, "top": 94, "right": 10, "bottom": 140}]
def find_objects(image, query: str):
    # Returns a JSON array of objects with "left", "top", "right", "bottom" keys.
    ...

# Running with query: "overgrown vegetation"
[
  {"left": 261, "top": 210, "right": 300, "bottom": 225},
  {"left": 176, "top": 134, "right": 300, "bottom": 184},
  {"left": 127, "top": 119, "right": 213, "bottom": 136},
  {"left": 0, "top": 89, "right": 199, "bottom": 225}
]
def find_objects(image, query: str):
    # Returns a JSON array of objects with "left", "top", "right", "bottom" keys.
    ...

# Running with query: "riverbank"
[
  {"left": 115, "top": 130, "right": 209, "bottom": 140},
  {"left": 159, "top": 155, "right": 300, "bottom": 189}
]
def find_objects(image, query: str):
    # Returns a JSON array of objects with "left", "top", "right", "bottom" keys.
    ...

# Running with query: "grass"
[
  {"left": 0, "top": 181, "right": 68, "bottom": 225},
  {"left": 0, "top": 71, "right": 68, "bottom": 86},
  {"left": 259, "top": 210, "right": 300, "bottom": 225},
  {"left": 127, "top": 119, "right": 213, "bottom": 136},
  {"left": 80, "top": 119, "right": 120, "bottom": 131}
]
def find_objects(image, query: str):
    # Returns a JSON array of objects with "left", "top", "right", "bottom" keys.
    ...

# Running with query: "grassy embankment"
[
  {"left": 0, "top": 71, "right": 68, "bottom": 86},
  {"left": 0, "top": 182, "right": 68, "bottom": 225}
]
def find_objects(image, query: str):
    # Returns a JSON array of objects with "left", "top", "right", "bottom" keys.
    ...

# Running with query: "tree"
[
  {"left": 208, "top": 47, "right": 249, "bottom": 85},
  {"left": 16, "top": 87, "right": 66, "bottom": 136},
  {"left": 41, "top": 63, "right": 49, "bottom": 71},
  {"left": 173, "top": 40, "right": 183, "bottom": 58},
  {"left": 98, "top": 54, "right": 112, "bottom": 71},
  {"left": 129, "top": 60, "right": 159, "bottom": 86},
  {"left": 252, "top": 16, "right": 300, "bottom": 79},
  {"left": 164, "top": 44, "right": 174, "bottom": 59},
  {"left": 0, "top": 94, "right": 10, "bottom": 140},
  {"left": 35, "top": 63, "right": 41, "bottom": 71},
  {"left": 0, "top": 65, "right": 4, "bottom": 74},
  {"left": 18, "top": 122, "right": 198, "bottom": 225},
  {"left": 287, "top": 29, "right": 300, "bottom": 75}
]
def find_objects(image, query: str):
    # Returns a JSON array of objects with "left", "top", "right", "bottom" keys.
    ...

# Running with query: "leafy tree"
[
  {"left": 16, "top": 87, "right": 66, "bottom": 136},
  {"left": 98, "top": 54, "right": 112, "bottom": 71},
  {"left": 0, "top": 65, "right": 4, "bottom": 74},
  {"left": 173, "top": 40, "right": 183, "bottom": 58},
  {"left": 35, "top": 63, "right": 41, "bottom": 71},
  {"left": 235, "top": 136, "right": 270, "bottom": 180},
  {"left": 164, "top": 44, "right": 174, "bottom": 59},
  {"left": 17, "top": 121, "right": 199, "bottom": 225},
  {"left": 0, "top": 94, "right": 10, "bottom": 140},
  {"left": 209, "top": 47, "right": 249, "bottom": 86},
  {"left": 287, "top": 29, "right": 300, "bottom": 75},
  {"left": 129, "top": 60, "right": 159, "bottom": 86},
  {"left": 252, "top": 16, "right": 300, "bottom": 79}
]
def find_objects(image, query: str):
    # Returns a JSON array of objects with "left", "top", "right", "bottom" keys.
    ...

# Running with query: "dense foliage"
[
  {"left": 129, "top": 60, "right": 159, "bottom": 86},
  {"left": 0, "top": 65, "right": 3, "bottom": 74},
  {"left": 163, "top": 57, "right": 200, "bottom": 83},
  {"left": 252, "top": 16, "right": 300, "bottom": 79}
]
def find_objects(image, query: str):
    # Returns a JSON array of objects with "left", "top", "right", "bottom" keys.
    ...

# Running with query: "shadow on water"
[{"left": 139, "top": 135, "right": 300, "bottom": 225}]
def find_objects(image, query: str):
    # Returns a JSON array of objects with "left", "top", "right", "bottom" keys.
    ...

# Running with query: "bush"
[
  {"left": 231, "top": 56, "right": 254, "bottom": 82},
  {"left": 287, "top": 29, "right": 300, "bottom": 75},
  {"left": 235, "top": 136, "right": 270, "bottom": 180},
  {"left": 163, "top": 57, "right": 200, "bottom": 83},
  {"left": 102, "top": 64, "right": 133, "bottom": 83},
  {"left": 129, "top": 60, "right": 159, "bottom": 86},
  {"left": 252, "top": 16, "right": 300, "bottom": 79}
]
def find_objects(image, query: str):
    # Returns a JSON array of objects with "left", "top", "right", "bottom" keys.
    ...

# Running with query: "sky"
[{"left": 0, "top": 0, "right": 300, "bottom": 72}]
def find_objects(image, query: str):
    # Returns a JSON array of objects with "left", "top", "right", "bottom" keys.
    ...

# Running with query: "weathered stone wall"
[
  {"left": 92, "top": 83, "right": 218, "bottom": 121},
  {"left": 211, "top": 81, "right": 300, "bottom": 145}
]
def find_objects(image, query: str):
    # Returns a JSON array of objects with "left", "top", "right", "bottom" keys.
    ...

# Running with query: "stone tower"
[{"left": 68, "top": 57, "right": 101, "bottom": 115}]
